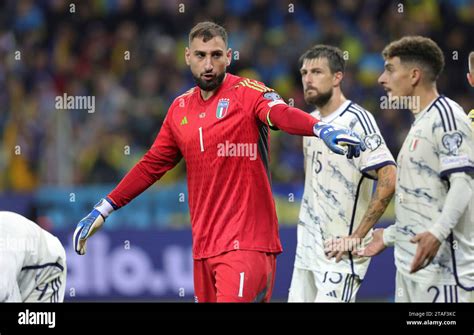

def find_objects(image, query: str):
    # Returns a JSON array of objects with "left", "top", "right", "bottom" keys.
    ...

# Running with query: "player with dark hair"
[
  {"left": 73, "top": 22, "right": 365, "bottom": 302},
  {"left": 358, "top": 36, "right": 474, "bottom": 302},
  {"left": 288, "top": 45, "right": 396, "bottom": 302}
]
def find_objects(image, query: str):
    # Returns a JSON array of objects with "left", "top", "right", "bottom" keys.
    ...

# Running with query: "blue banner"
[{"left": 56, "top": 226, "right": 396, "bottom": 302}]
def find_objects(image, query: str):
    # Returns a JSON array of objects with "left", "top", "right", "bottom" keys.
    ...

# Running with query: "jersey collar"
[
  {"left": 413, "top": 95, "right": 440, "bottom": 124},
  {"left": 315, "top": 100, "right": 352, "bottom": 123}
]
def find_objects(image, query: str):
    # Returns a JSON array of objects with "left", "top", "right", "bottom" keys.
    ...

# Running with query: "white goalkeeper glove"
[{"left": 73, "top": 197, "right": 116, "bottom": 255}]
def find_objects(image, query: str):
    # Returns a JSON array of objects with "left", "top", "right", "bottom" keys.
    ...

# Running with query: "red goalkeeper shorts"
[{"left": 193, "top": 250, "right": 277, "bottom": 302}]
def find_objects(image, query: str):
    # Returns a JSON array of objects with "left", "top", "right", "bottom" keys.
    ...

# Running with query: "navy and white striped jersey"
[
  {"left": 393, "top": 95, "right": 474, "bottom": 286},
  {"left": 294, "top": 100, "right": 395, "bottom": 279}
]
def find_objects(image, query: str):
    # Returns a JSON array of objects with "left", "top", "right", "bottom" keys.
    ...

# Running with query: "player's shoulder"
[
  {"left": 233, "top": 75, "right": 274, "bottom": 95},
  {"left": 171, "top": 87, "right": 196, "bottom": 106},
  {"left": 429, "top": 95, "right": 469, "bottom": 132},
  {"left": 0, "top": 211, "right": 41, "bottom": 237},
  {"left": 339, "top": 100, "right": 378, "bottom": 135},
  {"left": 166, "top": 87, "right": 197, "bottom": 117}
]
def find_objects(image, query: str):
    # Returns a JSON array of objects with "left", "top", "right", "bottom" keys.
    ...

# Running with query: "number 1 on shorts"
[{"left": 238, "top": 272, "right": 244, "bottom": 297}]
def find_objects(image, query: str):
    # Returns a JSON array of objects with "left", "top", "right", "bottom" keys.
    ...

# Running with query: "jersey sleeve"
[
  {"left": 434, "top": 105, "right": 474, "bottom": 179},
  {"left": 236, "top": 79, "right": 286, "bottom": 126},
  {"left": 353, "top": 109, "right": 396, "bottom": 178},
  {"left": 237, "top": 79, "right": 318, "bottom": 135},
  {"left": 108, "top": 108, "right": 182, "bottom": 207},
  {"left": 254, "top": 90, "right": 287, "bottom": 127}
]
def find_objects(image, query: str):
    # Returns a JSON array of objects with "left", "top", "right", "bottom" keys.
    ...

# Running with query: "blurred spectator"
[{"left": 0, "top": 0, "right": 471, "bottom": 192}]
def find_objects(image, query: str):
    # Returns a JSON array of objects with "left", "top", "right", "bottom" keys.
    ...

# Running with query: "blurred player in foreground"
[
  {"left": 73, "top": 21, "right": 365, "bottom": 302},
  {"left": 288, "top": 45, "right": 396, "bottom": 302},
  {"left": 467, "top": 51, "right": 474, "bottom": 127},
  {"left": 0, "top": 211, "right": 66, "bottom": 302},
  {"left": 358, "top": 36, "right": 474, "bottom": 302}
]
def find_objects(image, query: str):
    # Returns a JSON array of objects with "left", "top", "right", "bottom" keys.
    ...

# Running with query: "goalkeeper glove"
[
  {"left": 73, "top": 197, "right": 116, "bottom": 255},
  {"left": 314, "top": 122, "right": 366, "bottom": 159}
]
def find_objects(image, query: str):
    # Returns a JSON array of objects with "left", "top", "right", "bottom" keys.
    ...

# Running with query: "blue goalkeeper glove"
[
  {"left": 73, "top": 197, "right": 116, "bottom": 255},
  {"left": 314, "top": 122, "right": 366, "bottom": 159}
]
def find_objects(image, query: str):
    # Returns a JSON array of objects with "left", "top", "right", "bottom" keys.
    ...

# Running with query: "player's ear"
[
  {"left": 333, "top": 71, "right": 344, "bottom": 87},
  {"left": 226, "top": 48, "right": 232, "bottom": 66},
  {"left": 185, "top": 47, "right": 191, "bottom": 66},
  {"left": 467, "top": 73, "right": 474, "bottom": 87},
  {"left": 410, "top": 67, "right": 422, "bottom": 86}
]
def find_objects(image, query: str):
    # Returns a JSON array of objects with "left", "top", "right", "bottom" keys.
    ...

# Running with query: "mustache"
[{"left": 305, "top": 86, "right": 317, "bottom": 92}]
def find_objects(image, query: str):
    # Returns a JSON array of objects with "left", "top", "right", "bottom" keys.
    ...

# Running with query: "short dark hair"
[
  {"left": 189, "top": 21, "right": 228, "bottom": 46},
  {"left": 299, "top": 45, "right": 345, "bottom": 74},
  {"left": 382, "top": 36, "right": 445, "bottom": 82}
]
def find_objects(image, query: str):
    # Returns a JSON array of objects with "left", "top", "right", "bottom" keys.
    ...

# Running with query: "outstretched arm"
[
  {"left": 74, "top": 114, "right": 182, "bottom": 255},
  {"left": 263, "top": 103, "right": 365, "bottom": 158}
]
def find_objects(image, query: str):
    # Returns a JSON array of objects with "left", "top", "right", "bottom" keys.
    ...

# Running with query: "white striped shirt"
[
  {"left": 294, "top": 100, "right": 395, "bottom": 279},
  {"left": 392, "top": 95, "right": 474, "bottom": 286}
]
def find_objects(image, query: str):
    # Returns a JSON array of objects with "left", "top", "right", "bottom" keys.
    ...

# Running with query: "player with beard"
[
  {"left": 72, "top": 23, "right": 365, "bottom": 302},
  {"left": 288, "top": 45, "right": 396, "bottom": 302},
  {"left": 358, "top": 36, "right": 474, "bottom": 302}
]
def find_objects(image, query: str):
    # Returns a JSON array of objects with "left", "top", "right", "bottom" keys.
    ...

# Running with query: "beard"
[
  {"left": 193, "top": 71, "right": 226, "bottom": 91},
  {"left": 304, "top": 87, "right": 333, "bottom": 108}
]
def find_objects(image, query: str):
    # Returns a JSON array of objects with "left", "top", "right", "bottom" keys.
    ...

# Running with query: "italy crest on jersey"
[{"left": 216, "top": 98, "right": 230, "bottom": 119}]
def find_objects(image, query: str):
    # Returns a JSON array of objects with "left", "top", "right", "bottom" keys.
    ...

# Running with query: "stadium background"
[{"left": 0, "top": 0, "right": 473, "bottom": 301}]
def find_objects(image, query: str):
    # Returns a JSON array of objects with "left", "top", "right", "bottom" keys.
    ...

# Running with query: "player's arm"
[
  {"left": 352, "top": 221, "right": 398, "bottom": 258},
  {"left": 266, "top": 103, "right": 365, "bottom": 157},
  {"left": 354, "top": 164, "right": 397, "bottom": 238},
  {"left": 73, "top": 112, "right": 182, "bottom": 255},
  {"left": 409, "top": 109, "right": 474, "bottom": 272},
  {"left": 409, "top": 172, "right": 472, "bottom": 273},
  {"left": 249, "top": 87, "right": 365, "bottom": 158},
  {"left": 325, "top": 164, "right": 396, "bottom": 262}
]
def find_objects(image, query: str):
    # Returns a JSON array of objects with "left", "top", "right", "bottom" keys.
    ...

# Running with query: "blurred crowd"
[{"left": 1, "top": 0, "right": 473, "bottom": 191}]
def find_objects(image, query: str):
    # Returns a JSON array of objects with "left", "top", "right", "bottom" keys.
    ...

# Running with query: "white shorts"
[
  {"left": 288, "top": 267, "right": 362, "bottom": 302},
  {"left": 395, "top": 271, "right": 474, "bottom": 302}
]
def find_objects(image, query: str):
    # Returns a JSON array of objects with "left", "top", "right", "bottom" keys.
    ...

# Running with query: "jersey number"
[
  {"left": 312, "top": 151, "right": 322, "bottom": 174},
  {"left": 428, "top": 285, "right": 458, "bottom": 303},
  {"left": 238, "top": 272, "right": 245, "bottom": 297},
  {"left": 199, "top": 127, "right": 204, "bottom": 152}
]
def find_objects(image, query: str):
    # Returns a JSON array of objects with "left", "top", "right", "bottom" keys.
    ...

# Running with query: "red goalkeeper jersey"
[{"left": 108, "top": 73, "right": 318, "bottom": 259}]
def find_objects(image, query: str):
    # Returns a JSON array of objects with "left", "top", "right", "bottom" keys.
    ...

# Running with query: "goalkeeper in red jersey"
[{"left": 73, "top": 22, "right": 365, "bottom": 302}]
